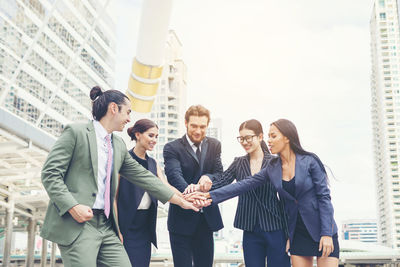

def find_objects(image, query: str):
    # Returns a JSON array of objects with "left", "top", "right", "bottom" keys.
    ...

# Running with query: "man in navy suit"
[{"left": 163, "top": 105, "right": 224, "bottom": 267}]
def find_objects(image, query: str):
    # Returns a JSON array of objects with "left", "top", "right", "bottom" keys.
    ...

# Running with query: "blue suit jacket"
[
  {"left": 117, "top": 150, "right": 158, "bottom": 247},
  {"left": 210, "top": 153, "right": 337, "bottom": 242},
  {"left": 163, "top": 135, "right": 224, "bottom": 235}
]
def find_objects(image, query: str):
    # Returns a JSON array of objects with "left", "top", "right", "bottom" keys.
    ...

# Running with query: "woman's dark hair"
[
  {"left": 127, "top": 119, "right": 158, "bottom": 141},
  {"left": 239, "top": 119, "right": 270, "bottom": 154},
  {"left": 271, "top": 119, "right": 328, "bottom": 176},
  {"left": 90, "top": 86, "right": 129, "bottom": 121}
]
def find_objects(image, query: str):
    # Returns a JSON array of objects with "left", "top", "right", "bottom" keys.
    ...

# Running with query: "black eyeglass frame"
[{"left": 236, "top": 135, "right": 258, "bottom": 143}]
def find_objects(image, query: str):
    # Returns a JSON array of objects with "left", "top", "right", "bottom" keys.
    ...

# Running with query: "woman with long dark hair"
[
  {"left": 117, "top": 119, "right": 182, "bottom": 267},
  {"left": 186, "top": 119, "right": 290, "bottom": 266},
  {"left": 204, "top": 119, "right": 339, "bottom": 267}
]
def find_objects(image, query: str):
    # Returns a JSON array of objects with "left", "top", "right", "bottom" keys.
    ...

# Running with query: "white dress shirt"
[
  {"left": 137, "top": 192, "right": 152, "bottom": 210},
  {"left": 135, "top": 153, "right": 152, "bottom": 210},
  {"left": 92, "top": 120, "right": 113, "bottom": 209},
  {"left": 186, "top": 134, "right": 202, "bottom": 153}
]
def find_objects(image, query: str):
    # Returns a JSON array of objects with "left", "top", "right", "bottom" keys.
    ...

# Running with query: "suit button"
[{"left": 92, "top": 193, "right": 96, "bottom": 197}]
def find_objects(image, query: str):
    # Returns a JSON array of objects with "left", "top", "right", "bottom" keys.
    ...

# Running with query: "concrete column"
[
  {"left": 25, "top": 218, "right": 36, "bottom": 267},
  {"left": 50, "top": 242, "right": 56, "bottom": 267},
  {"left": 40, "top": 238, "right": 48, "bottom": 267},
  {"left": 2, "top": 196, "right": 14, "bottom": 267}
]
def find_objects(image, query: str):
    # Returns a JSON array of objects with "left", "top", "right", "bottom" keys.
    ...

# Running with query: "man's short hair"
[{"left": 185, "top": 105, "right": 210, "bottom": 124}]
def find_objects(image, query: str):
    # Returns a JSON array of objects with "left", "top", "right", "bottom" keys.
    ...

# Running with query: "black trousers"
[{"left": 169, "top": 214, "right": 214, "bottom": 267}]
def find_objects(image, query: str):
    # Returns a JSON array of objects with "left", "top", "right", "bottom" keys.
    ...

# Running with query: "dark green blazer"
[{"left": 40, "top": 121, "right": 173, "bottom": 246}]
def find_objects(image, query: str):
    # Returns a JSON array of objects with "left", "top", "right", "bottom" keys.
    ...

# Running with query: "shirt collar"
[
  {"left": 185, "top": 134, "right": 203, "bottom": 148},
  {"left": 93, "top": 120, "right": 111, "bottom": 141}
]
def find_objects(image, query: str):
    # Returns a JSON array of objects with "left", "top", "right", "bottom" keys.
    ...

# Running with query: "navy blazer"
[
  {"left": 117, "top": 150, "right": 158, "bottom": 247},
  {"left": 210, "top": 153, "right": 337, "bottom": 243},
  {"left": 163, "top": 135, "right": 224, "bottom": 235}
]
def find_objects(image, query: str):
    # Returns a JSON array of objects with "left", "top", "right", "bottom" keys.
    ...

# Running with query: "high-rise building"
[
  {"left": 342, "top": 219, "right": 378, "bottom": 243},
  {"left": 0, "top": 0, "right": 116, "bottom": 235},
  {"left": 0, "top": 0, "right": 116, "bottom": 138},
  {"left": 370, "top": 0, "right": 400, "bottom": 248},
  {"left": 207, "top": 118, "right": 222, "bottom": 140},
  {"left": 150, "top": 30, "right": 187, "bottom": 166}
]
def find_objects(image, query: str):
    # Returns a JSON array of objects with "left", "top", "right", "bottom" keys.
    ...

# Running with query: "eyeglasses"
[{"left": 237, "top": 135, "right": 257, "bottom": 143}]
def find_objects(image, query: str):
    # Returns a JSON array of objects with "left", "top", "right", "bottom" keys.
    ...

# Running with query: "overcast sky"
[{"left": 114, "top": 0, "right": 376, "bottom": 230}]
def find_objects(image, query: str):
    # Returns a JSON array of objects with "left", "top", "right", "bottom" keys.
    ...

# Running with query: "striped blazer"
[{"left": 209, "top": 152, "right": 287, "bottom": 232}]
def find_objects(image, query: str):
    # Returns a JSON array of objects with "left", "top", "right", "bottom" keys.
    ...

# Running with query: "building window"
[{"left": 380, "top": 13, "right": 386, "bottom": 20}]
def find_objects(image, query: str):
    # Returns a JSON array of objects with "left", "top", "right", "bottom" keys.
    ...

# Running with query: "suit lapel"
[
  {"left": 181, "top": 135, "right": 199, "bottom": 165},
  {"left": 270, "top": 158, "right": 296, "bottom": 201},
  {"left": 294, "top": 154, "right": 304, "bottom": 198},
  {"left": 111, "top": 133, "right": 120, "bottom": 195},
  {"left": 86, "top": 122, "right": 98, "bottom": 184}
]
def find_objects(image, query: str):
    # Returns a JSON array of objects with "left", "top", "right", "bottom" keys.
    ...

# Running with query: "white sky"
[{"left": 114, "top": 0, "right": 377, "bottom": 230}]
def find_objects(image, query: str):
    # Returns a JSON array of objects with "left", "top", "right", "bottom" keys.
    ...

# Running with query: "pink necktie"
[{"left": 104, "top": 135, "right": 112, "bottom": 218}]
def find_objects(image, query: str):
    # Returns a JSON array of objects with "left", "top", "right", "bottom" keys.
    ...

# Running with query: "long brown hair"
[{"left": 272, "top": 119, "right": 328, "bottom": 177}]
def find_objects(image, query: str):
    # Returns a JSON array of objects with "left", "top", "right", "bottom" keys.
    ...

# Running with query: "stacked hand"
[
  {"left": 184, "top": 175, "right": 213, "bottom": 194},
  {"left": 183, "top": 192, "right": 212, "bottom": 208},
  {"left": 181, "top": 175, "right": 213, "bottom": 209}
]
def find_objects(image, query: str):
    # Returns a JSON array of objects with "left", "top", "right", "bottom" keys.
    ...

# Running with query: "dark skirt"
[
  {"left": 290, "top": 214, "right": 339, "bottom": 258},
  {"left": 124, "top": 209, "right": 152, "bottom": 267}
]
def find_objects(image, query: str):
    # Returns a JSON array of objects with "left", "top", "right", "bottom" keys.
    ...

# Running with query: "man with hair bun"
[
  {"left": 40, "top": 86, "right": 202, "bottom": 267},
  {"left": 163, "top": 105, "right": 224, "bottom": 267}
]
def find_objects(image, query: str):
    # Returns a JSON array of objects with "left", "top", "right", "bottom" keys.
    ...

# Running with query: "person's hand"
[
  {"left": 68, "top": 204, "right": 93, "bottom": 223},
  {"left": 193, "top": 198, "right": 212, "bottom": 208},
  {"left": 184, "top": 192, "right": 212, "bottom": 208},
  {"left": 286, "top": 239, "right": 290, "bottom": 255},
  {"left": 184, "top": 184, "right": 200, "bottom": 194},
  {"left": 198, "top": 175, "right": 212, "bottom": 192},
  {"left": 179, "top": 197, "right": 200, "bottom": 212},
  {"left": 183, "top": 191, "right": 207, "bottom": 201},
  {"left": 319, "top": 236, "right": 334, "bottom": 257}
]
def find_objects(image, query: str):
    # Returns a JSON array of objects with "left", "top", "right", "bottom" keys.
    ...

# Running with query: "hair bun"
[{"left": 90, "top": 86, "right": 103, "bottom": 101}]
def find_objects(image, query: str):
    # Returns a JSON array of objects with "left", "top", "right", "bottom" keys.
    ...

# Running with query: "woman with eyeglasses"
[
  {"left": 203, "top": 119, "right": 339, "bottom": 267},
  {"left": 188, "top": 119, "right": 290, "bottom": 267}
]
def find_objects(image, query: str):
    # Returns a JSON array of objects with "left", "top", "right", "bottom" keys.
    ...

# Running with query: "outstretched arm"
[
  {"left": 209, "top": 167, "right": 269, "bottom": 204},
  {"left": 156, "top": 163, "right": 183, "bottom": 197},
  {"left": 208, "top": 158, "right": 239, "bottom": 189},
  {"left": 185, "top": 158, "right": 239, "bottom": 194}
]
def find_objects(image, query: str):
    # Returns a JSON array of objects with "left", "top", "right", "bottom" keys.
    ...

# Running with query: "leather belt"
[{"left": 92, "top": 209, "right": 104, "bottom": 215}]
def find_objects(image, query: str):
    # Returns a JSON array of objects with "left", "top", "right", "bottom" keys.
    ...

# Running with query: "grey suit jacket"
[{"left": 40, "top": 121, "right": 174, "bottom": 246}]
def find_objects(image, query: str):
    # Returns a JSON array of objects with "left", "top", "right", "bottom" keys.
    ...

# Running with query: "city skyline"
[{"left": 115, "top": 0, "right": 376, "bottom": 231}]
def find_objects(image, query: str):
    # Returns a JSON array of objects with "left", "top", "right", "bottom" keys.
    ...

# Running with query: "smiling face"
[
  {"left": 268, "top": 124, "right": 290, "bottom": 154},
  {"left": 108, "top": 99, "right": 132, "bottom": 132},
  {"left": 135, "top": 126, "right": 158, "bottom": 151},
  {"left": 185, "top": 115, "right": 209, "bottom": 144},
  {"left": 238, "top": 128, "right": 262, "bottom": 154}
]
